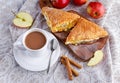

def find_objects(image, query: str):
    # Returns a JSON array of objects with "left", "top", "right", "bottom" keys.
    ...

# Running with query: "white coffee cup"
[{"left": 22, "top": 28, "right": 50, "bottom": 57}]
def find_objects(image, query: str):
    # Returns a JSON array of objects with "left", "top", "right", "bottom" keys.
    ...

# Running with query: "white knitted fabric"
[{"left": 0, "top": 0, "right": 120, "bottom": 83}]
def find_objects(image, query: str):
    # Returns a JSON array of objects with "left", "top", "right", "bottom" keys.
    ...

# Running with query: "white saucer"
[{"left": 13, "top": 29, "right": 60, "bottom": 71}]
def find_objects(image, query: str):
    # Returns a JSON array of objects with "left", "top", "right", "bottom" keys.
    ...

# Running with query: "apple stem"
[
  {"left": 11, "top": 11, "right": 26, "bottom": 21},
  {"left": 11, "top": 11, "right": 19, "bottom": 18}
]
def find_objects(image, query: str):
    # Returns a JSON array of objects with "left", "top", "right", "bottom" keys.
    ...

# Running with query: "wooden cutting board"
[
  {"left": 53, "top": 31, "right": 108, "bottom": 61},
  {"left": 39, "top": 0, "right": 108, "bottom": 61}
]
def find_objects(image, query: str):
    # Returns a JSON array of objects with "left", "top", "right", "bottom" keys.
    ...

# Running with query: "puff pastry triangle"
[
  {"left": 66, "top": 18, "right": 108, "bottom": 45},
  {"left": 42, "top": 7, "right": 80, "bottom": 32}
]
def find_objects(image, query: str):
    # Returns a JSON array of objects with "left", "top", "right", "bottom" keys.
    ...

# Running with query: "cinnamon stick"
[
  {"left": 71, "top": 67, "right": 79, "bottom": 76},
  {"left": 61, "top": 55, "right": 82, "bottom": 69},
  {"left": 64, "top": 57, "right": 73, "bottom": 80},
  {"left": 61, "top": 58, "right": 79, "bottom": 76}
]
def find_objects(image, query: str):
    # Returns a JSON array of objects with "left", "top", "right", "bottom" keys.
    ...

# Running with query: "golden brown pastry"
[
  {"left": 41, "top": 7, "right": 80, "bottom": 32},
  {"left": 65, "top": 18, "right": 108, "bottom": 45}
]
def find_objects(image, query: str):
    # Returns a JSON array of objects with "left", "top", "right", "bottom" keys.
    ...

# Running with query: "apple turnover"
[
  {"left": 65, "top": 18, "right": 108, "bottom": 45},
  {"left": 42, "top": 7, "right": 80, "bottom": 32}
]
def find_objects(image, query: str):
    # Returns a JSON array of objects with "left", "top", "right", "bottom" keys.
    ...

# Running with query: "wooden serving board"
[
  {"left": 39, "top": 0, "right": 108, "bottom": 61},
  {"left": 53, "top": 31, "right": 108, "bottom": 61}
]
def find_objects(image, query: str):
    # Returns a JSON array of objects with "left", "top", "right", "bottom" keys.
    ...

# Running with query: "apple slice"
[
  {"left": 87, "top": 50, "right": 103, "bottom": 66},
  {"left": 13, "top": 12, "right": 33, "bottom": 28}
]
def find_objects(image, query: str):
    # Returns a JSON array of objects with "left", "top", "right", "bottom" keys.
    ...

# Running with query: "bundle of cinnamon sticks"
[{"left": 60, "top": 55, "right": 82, "bottom": 80}]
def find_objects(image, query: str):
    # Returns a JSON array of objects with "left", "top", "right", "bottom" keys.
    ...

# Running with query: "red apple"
[
  {"left": 50, "top": 0, "right": 70, "bottom": 9},
  {"left": 87, "top": 2, "right": 105, "bottom": 19},
  {"left": 73, "top": 0, "right": 87, "bottom": 6}
]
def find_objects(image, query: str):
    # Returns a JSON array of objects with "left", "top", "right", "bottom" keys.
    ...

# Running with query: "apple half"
[
  {"left": 87, "top": 50, "right": 104, "bottom": 66},
  {"left": 13, "top": 12, "right": 33, "bottom": 28}
]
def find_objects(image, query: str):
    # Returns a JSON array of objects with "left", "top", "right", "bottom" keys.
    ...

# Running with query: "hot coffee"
[{"left": 25, "top": 31, "right": 46, "bottom": 50}]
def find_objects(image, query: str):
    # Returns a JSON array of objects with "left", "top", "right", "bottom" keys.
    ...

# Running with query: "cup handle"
[{"left": 14, "top": 41, "right": 26, "bottom": 51}]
